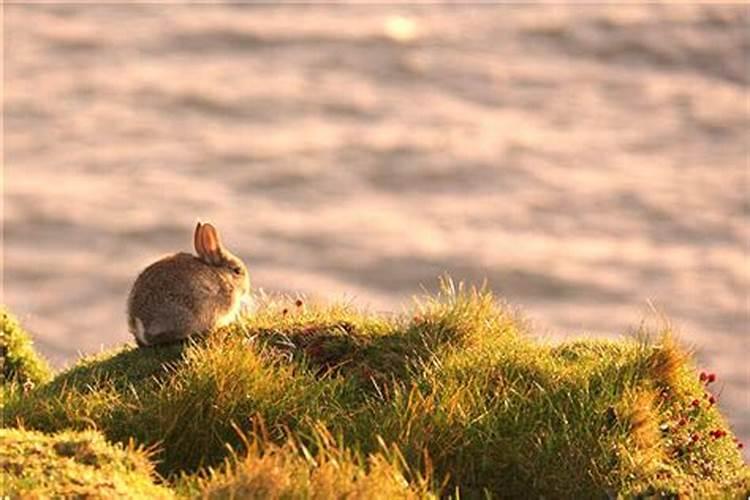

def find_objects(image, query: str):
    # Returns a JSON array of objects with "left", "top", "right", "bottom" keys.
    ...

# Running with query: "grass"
[
  {"left": 3, "top": 279, "right": 748, "bottom": 498},
  {"left": 1, "top": 307, "right": 53, "bottom": 388},
  {"left": 0, "top": 427, "right": 173, "bottom": 499},
  {"left": 176, "top": 426, "right": 435, "bottom": 499}
]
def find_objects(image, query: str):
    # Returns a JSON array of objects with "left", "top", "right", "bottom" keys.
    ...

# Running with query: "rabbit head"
[{"left": 193, "top": 221, "right": 250, "bottom": 300}]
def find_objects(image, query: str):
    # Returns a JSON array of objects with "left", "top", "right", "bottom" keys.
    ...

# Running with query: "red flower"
[
  {"left": 699, "top": 372, "right": 707, "bottom": 382},
  {"left": 691, "top": 399, "right": 700, "bottom": 408},
  {"left": 678, "top": 418, "right": 687, "bottom": 427},
  {"left": 707, "top": 373, "right": 716, "bottom": 383},
  {"left": 691, "top": 433, "right": 700, "bottom": 442},
  {"left": 708, "top": 396, "right": 716, "bottom": 406}
]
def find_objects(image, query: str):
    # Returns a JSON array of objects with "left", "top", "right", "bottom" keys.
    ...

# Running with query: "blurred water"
[{"left": 3, "top": 4, "right": 748, "bottom": 450}]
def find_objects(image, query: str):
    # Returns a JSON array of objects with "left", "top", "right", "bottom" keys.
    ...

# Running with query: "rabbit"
[{"left": 127, "top": 221, "right": 250, "bottom": 347}]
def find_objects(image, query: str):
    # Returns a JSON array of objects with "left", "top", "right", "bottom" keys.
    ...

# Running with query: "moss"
[
  {"left": 0, "top": 427, "right": 173, "bottom": 499},
  {"left": 1, "top": 307, "right": 53, "bottom": 388},
  {"left": 3, "top": 281, "right": 749, "bottom": 497}
]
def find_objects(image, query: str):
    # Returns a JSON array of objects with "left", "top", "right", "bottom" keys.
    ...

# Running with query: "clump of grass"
[
  {"left": 1, "top": 307, "right": 52, "bottom": 387},
  {"left": 4, "top": 279, "right": 749, "bottom": 497},
  {"left": 178, "top": 422, "right": 436, "bottom": 499},
  {"left": 0, "top": 427, "right": 173, "bottom": 499},
  {"left": 645, "top": 332, "right": 689, "bottom": 388}
]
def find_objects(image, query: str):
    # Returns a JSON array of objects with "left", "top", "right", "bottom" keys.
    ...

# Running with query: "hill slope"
[{"left": 3, "top": 282, "right": 748, "bottom": 497}]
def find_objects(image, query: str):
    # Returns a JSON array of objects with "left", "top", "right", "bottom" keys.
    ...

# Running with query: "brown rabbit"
[{"left": 127, "top": 222, "right": 249, "bottom": 347}]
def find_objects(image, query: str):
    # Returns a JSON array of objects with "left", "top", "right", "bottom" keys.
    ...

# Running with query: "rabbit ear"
[
  {"left": 194, "top": 221, "right": 205, "bottom": 257},
  {"left": 200, "top": 223, "right": 224, "bottom": 265}
]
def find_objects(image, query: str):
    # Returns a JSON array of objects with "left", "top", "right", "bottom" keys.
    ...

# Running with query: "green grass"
[
  {"left": 3, "top": 280, "right": 748, "bottom": 498},
  {"left": 1, "top": 307, "right": 53, "bottom": 388},
  {"left": 0, "top": 427, "right": 173, "bottom": 499},
  {"left": 176, "top": 427, "right": 435, "bottom": 499}
]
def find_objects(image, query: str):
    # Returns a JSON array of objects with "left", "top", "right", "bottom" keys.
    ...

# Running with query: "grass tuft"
[
  {"left": 0, "top": 427, "right": 173, "bottom": 499},
  {"left": 645, "top": 332, "right": 690, "bottom": 389},
  {"left": 1, "top": 307, "right": 53, "bottom": 388},
  {"left": 178, "top": 422, "right": 435, "bottom": 499}
]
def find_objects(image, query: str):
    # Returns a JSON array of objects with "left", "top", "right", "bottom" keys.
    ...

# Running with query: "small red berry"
[
  {"left": 295, "top": 299, "right": 304, "bottom": 308},
  {"left": 691, "top": 399, "right": 700, "bottom": 408},
  {"left": 707, "top": 373, "right": 716, "bottom": 383},
  {"left": 708, "top": 396, "right": 716, "bottom": 405},
  {"left": 699, "top": 372, "right": 707, "bottom": 382},
  {"left": 739, "top": 443, "right": 744, "bottom": 449},
  {"left": 678, "top": 418, "right": 687, "bottom": 426},
  {"left": 691, "top": 433, "right": 700, "bottom": 442}
]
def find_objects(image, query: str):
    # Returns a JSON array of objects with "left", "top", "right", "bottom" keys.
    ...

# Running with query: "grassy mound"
[
  {"left": 1, "top": 307, "right": 53, "bottom": 388},
  {"left": 0, "top": 427, "right": 172, "bottom": 499},
  {"left": 4, "top": 282, "right": 749, "bottom": 497}
]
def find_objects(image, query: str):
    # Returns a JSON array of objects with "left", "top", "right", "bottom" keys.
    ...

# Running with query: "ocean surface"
[{"left": 4, "top": 4, "right": 748, "bottom": 451}]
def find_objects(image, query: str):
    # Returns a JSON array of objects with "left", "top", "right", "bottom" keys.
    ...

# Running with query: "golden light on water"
[{"left": 383, "top": 15, "right": 419, "bottom": 43}]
